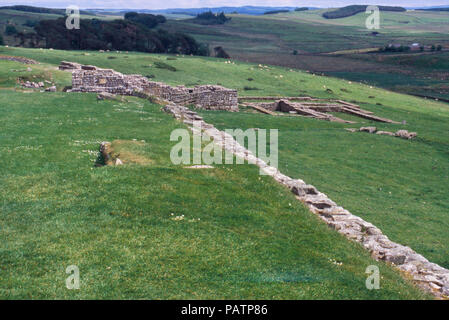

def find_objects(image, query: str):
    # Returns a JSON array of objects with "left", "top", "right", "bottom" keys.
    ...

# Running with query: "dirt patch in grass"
[{"left": 112, "top": 139, "right": 153, "bottom": 165}]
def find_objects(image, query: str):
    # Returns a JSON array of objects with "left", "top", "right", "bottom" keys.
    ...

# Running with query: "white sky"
[{"left": 0, "top": 0, "right": 447, "bottom": 9}]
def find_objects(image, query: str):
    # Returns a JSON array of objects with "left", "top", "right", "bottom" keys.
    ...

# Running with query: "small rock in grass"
[
  {"left": 97, "top": 92, "right": 117, "bottom": 101},
  {"left": 45, "top": 86, "right": 56, "bottom": 92},
  {"left": 185, "top": 165, "right": 214, "bottom": 169},
  {"left": 395, "top": 130, "right": 417, "bottom": 140},
  {"left": 376, "top": 131, "right": 394, "bottom": 136},
  {"left": 359, "top": 126, "right": 377, "bottom": 134}
]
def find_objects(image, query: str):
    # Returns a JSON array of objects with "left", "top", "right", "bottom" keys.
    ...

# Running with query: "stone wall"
[
  {"left": 0, "top": 55, "right": 38, "bottom": 64},
  {"left": 64, "top": 62, "right": 238, "bottom": 111}
]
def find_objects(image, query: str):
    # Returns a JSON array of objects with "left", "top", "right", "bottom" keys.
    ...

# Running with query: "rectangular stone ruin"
[
  {"left": 242, "top": 99, "right": 398, "bottom": 123},
  {"left": 58, "top": 61, "right": 82, "bottom": 70},
  {"left": 64, "top": 62, "right": 238, "bottom": 111}
]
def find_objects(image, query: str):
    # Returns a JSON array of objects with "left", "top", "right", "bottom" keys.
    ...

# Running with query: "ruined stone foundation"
[{"left": 62, "top": 62, "right": 238, "bottom": 111}]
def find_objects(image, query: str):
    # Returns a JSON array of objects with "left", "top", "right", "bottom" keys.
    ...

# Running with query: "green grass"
[
  {"left": 0, "top": 48, "right": 438, "bottom": 299},
  {"left": 0, "top": 91, "right": 430, "bottom": 299}
]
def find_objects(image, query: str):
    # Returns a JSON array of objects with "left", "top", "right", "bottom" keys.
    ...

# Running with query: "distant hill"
[
  {"left": 408, "top": 5, "right": 449, "bottom": 10},
  {"left": 323, "top": 5, "right": 406, "bottom": 19},
  {"left": 0, "top": 5, "right": 94, "bottom": 16},
  {"left": 88, "top": 6, "right": 318, "bottom": 16},
  {"left": 420, "top": 8, "right": 449, "bottom": 12}
]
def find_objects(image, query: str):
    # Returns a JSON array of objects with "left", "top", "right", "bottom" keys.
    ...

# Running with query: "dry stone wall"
[
  {"left": 61, "top": 62, "right": 238, "bottom": 111},
  {"left": 0, "top": 55, "right": 38, "bottom": 64}
]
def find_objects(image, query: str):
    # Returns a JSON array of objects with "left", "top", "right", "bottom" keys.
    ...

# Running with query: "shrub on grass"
[
  {"left": 214, "top": 46, "right": 230, "bottom": 59},
  {"left": 243, "top": 86, "right": 259, "bottom": 91},
  {"left": 23, "top": 20, "right": 38, "bottom": 28},
  {"left": 154, "top": 61, "right": 177, "bottom": 71},
  {"left": 264, "top": 10, "right": 290, "bottom": 15}
]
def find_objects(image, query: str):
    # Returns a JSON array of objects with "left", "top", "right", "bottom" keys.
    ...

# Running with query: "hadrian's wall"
[{"left": 60, "top": 61, "right": 238, "bottom": 111}]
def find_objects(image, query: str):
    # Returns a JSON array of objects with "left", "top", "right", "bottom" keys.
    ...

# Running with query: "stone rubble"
[
  {"left": 395, "top": 129, "right": 418, "bottom": 140},
  {"left": 19, "top": 79, "right": 56, "bottom": 91},
  {"left": 21, "top": 81, "right": 44, "bottom": 89},
  {"left": 97, "top": 92, "right": 121, "bottom": 101},
  {"left": 96, "top": 141, "right": 122, "bottom": 167},
  {"left": 0, "top": 55, "right": 38, "bottom": 65},
  {"left": 45, "top": 86, "right": 57, "bottom": 92},
  {"left": 353, "top": 127, "right": 417, "bottom": 139}
]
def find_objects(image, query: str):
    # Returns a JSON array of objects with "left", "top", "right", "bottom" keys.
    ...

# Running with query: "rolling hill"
[{"left": 158, "top": 9, "right": 449, "bottom": 101}]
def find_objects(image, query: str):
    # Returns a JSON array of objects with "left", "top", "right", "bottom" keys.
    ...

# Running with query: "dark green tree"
[
  {"left": 34, "top": 17, "right": 208, "bottom": 55},
  {"left": 5, "top": 25, "right": 18, "bottom": 35}
]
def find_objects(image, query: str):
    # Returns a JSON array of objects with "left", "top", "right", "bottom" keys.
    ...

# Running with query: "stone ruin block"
[
  {"left": 193, "top": 85, "right": 238, "bottom": 111},
  {"left": 59, "top": 61, "right": 82, "bottom": 70},
  {"left": 63, "top": 62, "right": 239, "bottom": 111}
]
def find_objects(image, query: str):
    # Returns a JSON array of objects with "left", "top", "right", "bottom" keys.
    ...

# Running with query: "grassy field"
[
  {"left": 3, "top": 46, "right": 447, "bottom": 268},
  {"left": 0, "top": 50, "right": 434, "bottom": 299}
]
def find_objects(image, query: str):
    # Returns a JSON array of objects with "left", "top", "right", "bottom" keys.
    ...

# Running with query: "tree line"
[
  {"left": 32, "top": 13, "right": 209, "bottom": 56},
  {"left": 189, "top": 11, "right": 231, "bottom": 25},
  {"left": 323, "top": 5, "right": 406, "bottom": 19}
]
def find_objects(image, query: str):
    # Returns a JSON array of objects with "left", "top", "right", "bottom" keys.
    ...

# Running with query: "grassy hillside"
[
  {"left": 159, "top": 10, "right": 449, "bottom": 100},
  {"left": 278, "top": 9, "right": 449, "bottom": 32},
  {"left": 0, "top": 48, "right": 434, "bottom": 299}
]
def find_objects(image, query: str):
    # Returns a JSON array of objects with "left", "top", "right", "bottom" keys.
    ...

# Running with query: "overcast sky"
[{"left": 1, "top": 0, "right": 447, "bottom": 9}]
